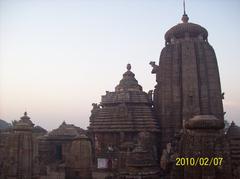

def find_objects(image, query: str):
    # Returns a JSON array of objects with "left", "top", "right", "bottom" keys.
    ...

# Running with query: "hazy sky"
[{"left": 0, "top": 0, "right": 240, "bottom": 130}]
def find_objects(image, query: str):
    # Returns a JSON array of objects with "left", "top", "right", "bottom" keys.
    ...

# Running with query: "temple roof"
[
  {"left": 47, "top": 121, "right": 85, "bottom": 139},
  {"left": 115, "top": 64, "right": 142, "bottom": 92},
  {"left": 185, "top": 115, "right": 224, "bottom": 129},
  {"left": 101, "top": 91, "right": 150, "bottom": 104},
  {"left": 226, "top": 121, "right": 240, "bottom": 139},
  {"left": 13, "top": 112, "right": 34, "bottom": 131},
  {"left": 165, "top": 13, "right": 208, "bottom": 43},
  {"left": 89, "top": 64, "right": 159, "bottom": 132}
]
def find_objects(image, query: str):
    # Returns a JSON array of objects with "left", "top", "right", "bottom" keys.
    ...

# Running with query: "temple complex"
[{"left": 0, "top": 4, "right": 240, "bottom": 179}]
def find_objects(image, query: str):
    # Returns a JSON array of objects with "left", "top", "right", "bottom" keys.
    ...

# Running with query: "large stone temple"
[{"left": 0, "top": 8, "right": 240, "bottom": 179}]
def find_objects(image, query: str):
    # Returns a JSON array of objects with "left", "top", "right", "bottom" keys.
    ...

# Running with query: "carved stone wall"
[
  {"left": 66, "top": 134, "right": 92, "bottom": 179},
  {"left": 0, "top": 112, "right": 39, "bottom": 179}
]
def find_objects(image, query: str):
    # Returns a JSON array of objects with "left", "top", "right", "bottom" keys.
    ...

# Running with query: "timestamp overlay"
[{"left": 176, "top": 157, "right": 223, "bottom": 167}]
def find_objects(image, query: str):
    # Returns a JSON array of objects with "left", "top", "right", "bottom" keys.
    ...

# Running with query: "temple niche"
[{"left": 89, "top": 64, "right": 160, "bottom": 179}]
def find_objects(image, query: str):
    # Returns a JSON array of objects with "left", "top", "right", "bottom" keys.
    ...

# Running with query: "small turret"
[
  {"left": 13, "top": 112, "right": 34, "bottom": 131},
  {"left": 115, "top": 64, "right": 142, "bottom": 92}
]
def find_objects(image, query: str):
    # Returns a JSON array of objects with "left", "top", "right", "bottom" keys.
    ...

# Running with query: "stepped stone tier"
[
  {"left": 89, "top": 64, "right": 159, "bottom": 133},
  {"left": 89, "top": 64, "right": 160, "bottom": 179},
  {"left": 151, "top": 12, "right": 224, "bottom": 151},
  {"left": 184, "top": 115, "right": 224, "bottom": 129}
]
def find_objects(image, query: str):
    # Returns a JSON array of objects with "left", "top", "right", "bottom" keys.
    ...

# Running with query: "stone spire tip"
[
  {"left": 182, "top": 0, "right": 189, "bottom": 23},
  {"left": 183, "top": 0, "right": 186, "bottom": 15}
]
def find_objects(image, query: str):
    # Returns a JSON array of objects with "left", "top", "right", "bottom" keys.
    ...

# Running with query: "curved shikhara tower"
[{"left": 151, "top": 12, "right": 224, "bottom": 149}]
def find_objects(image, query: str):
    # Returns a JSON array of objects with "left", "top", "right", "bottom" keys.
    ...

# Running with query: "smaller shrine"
[
  {"left": 0, "top": 112, "right": 39, "bottom": 179},
  {"left": 89, "top": 64, "right": 160, "bottom": 179},
  {"left": 38, "top": 121, "right": 90, "bottom": 179}
]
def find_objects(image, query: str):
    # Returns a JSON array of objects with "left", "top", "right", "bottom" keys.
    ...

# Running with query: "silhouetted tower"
[
  {"left": 1, "top": 112, "right": 39, "bottom": 179},
  {"left": 150, "top": 7, "right": 224, "bottom": 149}
]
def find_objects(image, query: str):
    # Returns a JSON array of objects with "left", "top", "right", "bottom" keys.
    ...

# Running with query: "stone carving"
[
  {"left": 222, "top": 92, "right": 225, "bottom": 99},
  {"left": 90, "top": 103, "right": 100, "bottom": 121},
  {"left": 149, "top": 61, "right": 159, "bottom": 74}
]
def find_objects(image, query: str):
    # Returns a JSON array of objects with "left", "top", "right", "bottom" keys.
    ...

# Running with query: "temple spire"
[
  {"left": 181, "top": 0, "right": 189, "bottom": 23},
  {"left": 183, "top": 0, "right": 186, "bottom": 15}
]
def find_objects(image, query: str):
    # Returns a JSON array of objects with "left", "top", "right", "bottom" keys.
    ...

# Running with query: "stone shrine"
[
  {"left": 0, "top": 112, "right": 39, "bottom": 179},
  {"left": 89, "top": 64, "right": 160, "bottom": 178}
]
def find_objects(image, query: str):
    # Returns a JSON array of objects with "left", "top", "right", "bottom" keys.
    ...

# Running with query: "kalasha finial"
[
  {"left": 127, "top": 63, "right": 131, "bottom": 71},
  {"left": 181, "top": 0, "right": 189, "bottom": 23},
  {"left": 24, "top": 111, "right": 27, "bottom": 116}
]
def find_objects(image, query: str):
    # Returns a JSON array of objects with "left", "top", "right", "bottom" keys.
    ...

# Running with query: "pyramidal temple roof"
[
  {"left": 13, "top": 112, "right": 34, "bottom": 131},
  {"left": 89, "top": 64, "right": 160, "bottom": 132},
  {"left": 227, "top": 121, "right": 240, "bottom": 139},
  {"left": 115, "top": 64, "right": 142, "bottom": 92},
  {"left": 47, "top": 121, "right": 85, "bottom": 139}
]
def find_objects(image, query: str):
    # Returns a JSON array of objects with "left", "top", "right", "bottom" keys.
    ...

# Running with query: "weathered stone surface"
[
  {"left": 66, "top": 134, "right": 92, "bottom": 179},
  {"left": 89, "top": 64, "right": 159, "bottom": 133},
  {"left": 152, "top": 13, "right": 224, "bottom": 153},
  {"left": 226, "top": 122, "right": 240, "bottom": 179},
  {"left": 0, "top": 112, "right": 39, "bottom": 179},
  {"left": 89, "top": 64, "right": 160, "bottom": 178},
  {"left": 37, "top": 123, "right": 90, "bottom": 178},
  {"left": 151, "top": 12, "right": 235, "bottom": 179},
  {"left": 123, "top": 132, "right": 161, "bottom": 179}
]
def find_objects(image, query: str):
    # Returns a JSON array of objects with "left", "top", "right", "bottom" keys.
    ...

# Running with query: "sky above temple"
[{"left": 0, "top": 0, "right": 240, "bottom": 130}]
